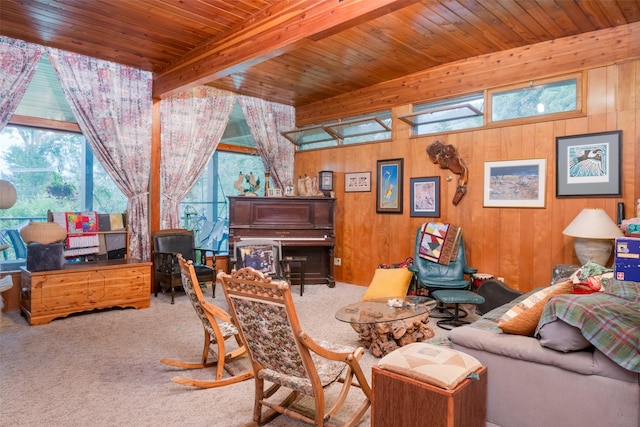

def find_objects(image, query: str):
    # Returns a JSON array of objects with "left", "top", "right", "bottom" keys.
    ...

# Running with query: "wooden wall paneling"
[
  {"left": 531, "top": 121, "right": 555, "bottom": 286},
  {"left": 295, "top": 59, "right": 639, "bottom": 292},
  {"left": 466, "top": 130, "right": 487, "bottom": 274},
  {"left": 479, "top": 128, "right": 502, "bottom": 279}
]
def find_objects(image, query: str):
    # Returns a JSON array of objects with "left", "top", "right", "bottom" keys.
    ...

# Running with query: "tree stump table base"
[{"left": 350, "top": 312, "right": 434, "bottom": 357}]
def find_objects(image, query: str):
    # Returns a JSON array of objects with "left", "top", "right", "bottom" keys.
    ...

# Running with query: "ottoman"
[{"left": 372, "top": 342, "right": 487, "bottom": 427}]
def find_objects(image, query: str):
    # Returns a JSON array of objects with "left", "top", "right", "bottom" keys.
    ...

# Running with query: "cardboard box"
[{"left": 614, "top": 237, "right": 640, "bottom": 282}]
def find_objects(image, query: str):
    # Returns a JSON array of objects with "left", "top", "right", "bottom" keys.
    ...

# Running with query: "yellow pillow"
[
  {"left": 498, "top": 280, "right": 573, "bottom": 336},
  {"left": 361, "top": 268, "right": 413, "bottom": 301}
]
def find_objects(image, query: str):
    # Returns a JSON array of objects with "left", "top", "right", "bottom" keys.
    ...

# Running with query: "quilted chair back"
[
  {"left": 178, "top": 253, "right": 215, "bottom": 336},
  {"left": 413, "top": 228, "right": 469, "bottom": 288},
  {"left": 221, "top": 268, "right": 308, "bottom": 378}
]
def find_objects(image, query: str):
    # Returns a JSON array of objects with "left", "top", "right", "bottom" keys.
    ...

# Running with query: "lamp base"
[{"left": 574, "top": 238, "right": 613, "bottom": 267}]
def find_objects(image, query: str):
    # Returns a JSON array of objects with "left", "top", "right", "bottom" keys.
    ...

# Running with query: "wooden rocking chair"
[
  {"left": 219, "top": 267, "right": 372, "bottom": 426},
  {"left": 160, "top": 254, "right": 253, "bottom": 388}
]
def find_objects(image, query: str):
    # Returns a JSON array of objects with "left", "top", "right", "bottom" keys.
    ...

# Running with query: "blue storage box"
[{"left": 614, "top": 237, "right": 640, "bottom": 282}]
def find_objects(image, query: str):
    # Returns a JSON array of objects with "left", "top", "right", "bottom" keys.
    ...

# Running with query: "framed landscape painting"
[
  {"left": 484, "top": 159, "right": 546, "bottom": 208},
  {"left": 376, "top": 158, "right": 403, "bottom": 213},
  {"left": 556, "top": 130, "right": 621, "bottom": 197}
]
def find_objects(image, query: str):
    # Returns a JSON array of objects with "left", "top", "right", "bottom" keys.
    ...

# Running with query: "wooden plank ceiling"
[{"left": 2, "top": 0, "right": 640, "bottom": 113}]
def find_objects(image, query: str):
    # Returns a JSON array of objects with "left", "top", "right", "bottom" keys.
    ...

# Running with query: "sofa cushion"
[
  {"left": 537, "top": 319, "right": 592, "bottom": 352},
  {"left": 361, "top": 267, "right": 412, "bottom": 301},
  {"left": 377, "top": 342, "right": 482, "bottom": 390},
  {"left": 498, "top": 280, "right": 573, "bottom": 336}
]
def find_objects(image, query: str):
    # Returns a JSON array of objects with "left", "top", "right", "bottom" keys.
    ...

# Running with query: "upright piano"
[{"left": 228, "top": 196, "right": 335, "bottom": 287}]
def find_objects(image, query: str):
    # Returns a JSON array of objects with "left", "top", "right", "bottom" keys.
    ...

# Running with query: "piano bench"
[{"left": 282, "top": 255, "right": 307, "bottom": 296}]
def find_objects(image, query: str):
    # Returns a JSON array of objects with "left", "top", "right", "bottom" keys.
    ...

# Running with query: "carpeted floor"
[{"left": 0, "top": 282, "right": 469, "bottom": 427}]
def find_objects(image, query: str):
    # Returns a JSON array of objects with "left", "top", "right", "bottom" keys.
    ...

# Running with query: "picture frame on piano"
[{"left": 319, "top": 171, "right": 334, "bottom": 191}]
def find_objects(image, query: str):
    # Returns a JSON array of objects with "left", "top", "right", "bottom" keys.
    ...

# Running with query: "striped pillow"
[{"left": 498, "top": 280, "right": 573, "bottom": 335}]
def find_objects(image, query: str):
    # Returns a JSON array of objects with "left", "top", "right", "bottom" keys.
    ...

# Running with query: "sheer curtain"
[
  {"left": 238, "top": 95, "right": 295, "bottom": 191},
  {"left": 0, "top": 36, "right": 43, "bottom": 129},
  {"left": 159, "top": 86, "right": 236, "bottom": 228},
  {"left": 47, "top": 49, "right": 153, "bottom": 261}
]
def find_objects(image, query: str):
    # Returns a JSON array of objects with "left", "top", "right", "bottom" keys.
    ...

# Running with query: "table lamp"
[{"left": 562, "top": 208, "right": 623, "bottom": 266}]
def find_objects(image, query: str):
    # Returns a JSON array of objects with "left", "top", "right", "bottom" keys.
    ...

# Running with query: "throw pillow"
[
  {"left": 361, "top": 267, "right": 413, "bottom": 301},
  {"left": 378, "top": 342, "right": 483, "bottom": 390},
  {"left": 498, "top": 280, "right": 573, "bottom": 336},
  {"left": 537, "top": 319, "right": 592, "bottom": 352}
]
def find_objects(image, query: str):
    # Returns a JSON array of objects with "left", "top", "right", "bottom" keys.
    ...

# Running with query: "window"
[
  {"left": 180, "top": 150, "right": 265, "bottom": 255},
  {"left": 283, "top": 110, "right": 392, "bottom": 150},
  {"left": 399, "top": 93, "right": 484, "bottom": 135},
  {"left": 489, "top": 74, "right": 581, "bottom": 122},
  {"left": 0, "top": 125, "right": 128, "bottom": 261}
]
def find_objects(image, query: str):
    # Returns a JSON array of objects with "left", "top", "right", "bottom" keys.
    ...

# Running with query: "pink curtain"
[
  {"left": 47, "top": 49, "right": 153, "bottom": 261},
  {"left": 238, "top": 95, "right": 295, "bottom": 190},
  {"left": 160, "top": 86, "right": 236, "bottom": 228},
  {"left": 0, "top": 36, "right": 43, "bottom": 129}
]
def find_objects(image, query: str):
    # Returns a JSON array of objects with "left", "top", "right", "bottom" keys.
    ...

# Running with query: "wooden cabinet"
[{"left": 20, "top": 259, "right": 151, "bottom": 325}]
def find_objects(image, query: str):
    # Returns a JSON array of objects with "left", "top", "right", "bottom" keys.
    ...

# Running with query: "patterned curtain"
[
  {"left": 160, "top": 86, "right": 236, "bottom": 228},
  {"left": 0, "top": 36, "right": 43, "bottom": 130},
  {"left": 238, "top": 95, "right": 295, "bottom": 190},
  {"left": 47, "top": 49, "right": 153, "bottom": 261}
]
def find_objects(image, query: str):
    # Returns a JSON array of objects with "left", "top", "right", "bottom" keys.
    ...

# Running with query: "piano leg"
[{"left": 328, "top": 246, "right": 336, "bottom": 288}]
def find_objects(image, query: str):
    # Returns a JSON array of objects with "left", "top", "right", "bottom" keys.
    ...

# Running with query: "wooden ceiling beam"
[{"left": 152, "top": 0, "right": 422, "bottom": 99}]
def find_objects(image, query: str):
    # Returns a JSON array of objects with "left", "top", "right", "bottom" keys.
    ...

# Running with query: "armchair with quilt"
[
  {"left": 409, "top": 225, "right": 483, "bottom": 329},
  {"left": 153, "top": 229, "right": 216, "bottom": 304},
  {"left": 219, "top": 267, "right": 372, "bottom": 426}
]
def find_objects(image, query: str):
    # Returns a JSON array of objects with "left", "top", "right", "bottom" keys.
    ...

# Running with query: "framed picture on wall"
[
  {"left": 410, "top": 176, "right": 440, "bottom": 217},
  {"left": 376, "top": 158, "right": 403, "bottom": 214},
  {"left": 483, "top": 158, "right": 547, "bottom": 208},
  {"left": 556, "top": 130, "right": 622, "bottom": 197},
  {"left": 345, "top": 171, "right": 371, "bottom": 192}
]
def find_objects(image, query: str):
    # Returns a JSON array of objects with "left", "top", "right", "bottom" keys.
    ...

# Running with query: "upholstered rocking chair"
[
  {"left": 219, "top": 267, "right": 372, "bottom": 426},
  {"left": 160, "top": 254, "right": 253, "bottom": 389}
]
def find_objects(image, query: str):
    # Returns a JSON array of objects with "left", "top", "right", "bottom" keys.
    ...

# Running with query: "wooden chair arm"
[{"left": 202, "top": 301, "right": 232, "bottom": 323}]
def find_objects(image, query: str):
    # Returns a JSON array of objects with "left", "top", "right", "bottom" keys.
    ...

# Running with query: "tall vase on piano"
[{"left": 264, "top": 171, "right": 270, "bottom": 196}]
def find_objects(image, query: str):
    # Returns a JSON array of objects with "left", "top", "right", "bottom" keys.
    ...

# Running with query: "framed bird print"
[
  {"left": 556, "top": 131, "right": 621, "bottom": 197},
  {"left": 376, "top": 158, "right": 403, "bottom": 213}
]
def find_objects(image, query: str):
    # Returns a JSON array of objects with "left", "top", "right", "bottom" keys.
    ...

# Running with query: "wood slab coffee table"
[{"left": 335, "top": 296, "right": 437, "bottom": 357}]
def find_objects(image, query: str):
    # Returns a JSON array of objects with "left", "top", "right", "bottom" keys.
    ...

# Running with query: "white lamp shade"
[
  {"left": 0, "top": 180, "right": 17, "bottom": 209},
  {"left": 562, "top": 208, "right": 623, "bottom": 239}
]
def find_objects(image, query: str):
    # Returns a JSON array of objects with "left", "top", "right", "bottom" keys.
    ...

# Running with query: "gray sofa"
[{"left": 447, "top": 279, "right": 640, "bottom": 427}]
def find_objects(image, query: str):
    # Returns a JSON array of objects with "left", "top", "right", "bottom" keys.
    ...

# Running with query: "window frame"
[{"left": 486, "top": 72, "right": 585, "bottom": 125}]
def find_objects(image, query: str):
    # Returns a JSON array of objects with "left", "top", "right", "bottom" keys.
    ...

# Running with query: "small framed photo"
[
  {"left": 345, "top": 171, "right": 371, "bottom": 192},
  {"left": 376, "top": 158, "right": 403, "bottom": 214},
  {"left": 556, "top": 130, "right": 622, "bottom": 197},
  {"left": 484, "top": 158, "right": 546, "bottom": 208},
  {"left": 319, "top": 171, "right": 333, "bottom": 191},
  {"left": 267, "top": 188, "right": 282, "bottom": 197},
  {"left": 410, "top": 177, "right": 440, "bottom": 217}
]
